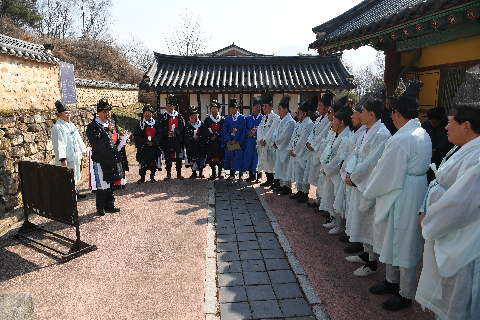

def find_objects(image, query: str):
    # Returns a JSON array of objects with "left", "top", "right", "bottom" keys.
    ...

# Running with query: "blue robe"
[
  {"left": 243, "top": 113, "right": 263, "bottom": 172},
  {"left": 221, "top": 112, "right": 246, "bottom": 171}
]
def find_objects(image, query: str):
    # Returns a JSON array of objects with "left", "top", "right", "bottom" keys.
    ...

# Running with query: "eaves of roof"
[{"left": 0, "top": 33, "right": 60, "bottom": 64}]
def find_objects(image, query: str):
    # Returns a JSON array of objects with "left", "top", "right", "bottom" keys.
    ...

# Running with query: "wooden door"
[{"left": 175, "top": 94, "right": 190, "bottom": 120}]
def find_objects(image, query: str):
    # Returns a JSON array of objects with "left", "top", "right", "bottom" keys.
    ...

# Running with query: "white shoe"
[
  {"left": 323, "top": 222, "right": 336, "bottom": 229},
  {"left": 354, "top": 265, "right": 378, "bottom": 277},
  {"left": 328, "top": 226, "right": 343, "bottom": 235},
  {"left": 345, "top": 255, "right": 365, "bottom": 263}
]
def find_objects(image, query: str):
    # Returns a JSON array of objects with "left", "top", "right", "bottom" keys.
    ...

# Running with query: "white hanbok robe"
[
  {"left": 51, "top": 119, "right": 87, "bottom": 185},
  {"left": 308, "top": 118, "right": 332, "bottom": 187},
  {"left": 272, "top": 113, "right": 295, "bottom": 182},
  {"left": 346, "top": 121, "right": 391, "bottom": 244},
  {"left": 363, "top": 119, "right": 431, "bottom": 268},
  {"left": 319, "top": 127, "right": 352, "bottom": 215},
  {"left": 286, "top": 117, "right": 314, "bottom": 184},
  {"left": 257, "top": 112, "right": 280, "bottom": 173},
  {"left": 416, "top": 136, "right": 480, "bottom": 320},
  {"left": 335, "top": 125, "right": 367, "bottom": 220}
]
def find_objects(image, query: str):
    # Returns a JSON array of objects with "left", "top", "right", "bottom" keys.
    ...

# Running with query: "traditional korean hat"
[
  {"left": 320, "top": 90, "right": 334, "bottom": 107},
  {"left": 394, "top": 78, "right": 423, "bottom": 111},
  {"left": 188, "top": 106, "right": 199, "bottom": 115},
  {"left": 229, "top": 98, "right": 238, "bottom": 108},
  {"left": 309, "top": 96, "right": 318, "bottom": 112},
  {"left": 142, "top": 104, "right": 154, "bottom": 113},
  {"left": 298, "top": 99, "right": 310, "bottom": 112},
  {"left": 332, "top": 95, "right": 349, "bottom": 112},
  {"left": 55, "top": 100, "right": 69, "bottom": 113},
  {"left": 252, "top": 96, "right": 262, "bottom": 107},
  {"left": 279, "top": 94, "right": 291, "bottom": 109},
  {"left": 451, "top": 63, "right": 480, "bottom": 109},
  {"left": 262, "top": 92, "right": 274, "bottom": 105},
  {"left": 355, "top": 92, "right": 371, "bottom": 112},
  {"left": 97, "top": 98, "right": 112, "bottom": 112},
  {"left": 209, "top": 100, "right": 220, "bottom": 108},
  {"left": 166, "top": 94, "right": 178, "bottom": 106}
]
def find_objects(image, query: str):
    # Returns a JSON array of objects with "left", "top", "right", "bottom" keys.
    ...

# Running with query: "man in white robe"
[
  {"left": 272, "top": 95, "right": 295, "bottom": 195},
  {"left": 257, "top": 93, "right": 280, "bottom": 188},
  {"left": 51, "top": 100, "right": 88, "bottom": 198},
  {"left": 363, "top": 78, "right": 432, "bottom": 311},
  {"left": 287, "top": 100, "right": 314, "bottom": 203},
  {"left": 416, "top": 63, "right": 480, "bottom": 320}
]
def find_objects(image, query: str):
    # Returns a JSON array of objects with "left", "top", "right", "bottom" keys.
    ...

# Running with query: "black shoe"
[
  {"left": 381, "top": 294, "right": 412, "bottom": 311},
  {"left": 297, "top": 193, "right": 309, "bottom": 203},
  {"left": 280, "top": 187, "right": 292, "bottom": 196},
  {"left": 344, "top": 242, "right": 364, "bottom": 254},
  {"left": 320, "top": 211, "right": 330, "bottom": 218},
  {"left": 260, "top": 181, "right": 271, "bottom": 187},
  {"left": 339, "top": 235, "right": 350, "bottom": 243},
  {"left": 97, "top": 209, "right": 105, "bottom": 216},
  {"left": 105, "top": 206, "right": 120, "bottom": 213},
  {"left": 76, "top": 193, "right": 87, "bottom": 199},
  {"left": 369, "top": 280, "right": 400, "bottom": 295},
  {"left": 289, "top": 191, "right": 302, "bottom": 199}
]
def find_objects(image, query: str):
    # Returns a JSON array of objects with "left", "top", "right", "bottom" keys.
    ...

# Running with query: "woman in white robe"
[{"left": 416, "top": 64, "right": 480, "bottom": 320}]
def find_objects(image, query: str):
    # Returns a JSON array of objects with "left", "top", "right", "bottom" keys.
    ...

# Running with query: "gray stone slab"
[
  {"left": 254, "top": 225, "right": 274, "bottom": 233},
  {"left": 217, "top": 242, "right": 238, "bottom": 252},
  {"left": 233, "top": 219, "right": 253, "bottom": 227},
  {"left": 217, "top": 220, "right": 234, "bottom": 228},
  {"left": 268, "top": 270, "right": 296, "bottom": 284},
  {"left": 218, "top": 273, "right": 244, "bottom": 287},
  {"left": 217, "top": 213, "right": 234, "bottom": 221},
  {"left": 256, "top": 233, "right": 277, "bottom": 241},
  {"left": 272, "top": 283, "right": 303, "bottom": 299},
  {"left": 245, "top": 200, "right": 260, "bottom": 205},
  {"left": 250, "top": 218, "right": 270, "bottom": 226},
  {"left": 238, "top": 241, "right": 260, "bottom": 251},
  {"left": 218, "top": 252, "right": 240, "bottom": 262},
  {"left": 261, "top": 249, "right": 285, "bottom": 259},
  {"left": 239, "top": 250, "right": 263, "bottom": 260},
  {"left": 243, "top": 271, "right": 271, "bottom": 285},
  {"left": 217, "top": 227, "right": 236, "bottom": 235},
  {"left": 235, "top": 226, "right": 255, "bottom": 233},
  {"left": 264, "top": 259, "right": 290, "bottom": 271},
  {"left": 220, "top": 302, "right": 251, "bottom": 320},
  {"left": 241, "top": 260, "right": 265, "bottom": 272},
  {"left": 250, "top": 300, "right": 283, "bottom": 319},
  {"left": 219, "top": 286, "right": 248, "bottom": 303},
  {"left": 217, "top": 234, "right": 237, "bottom": 242},
  {"left": 236, "top": 233, "right": 257, "bottom": 241},
  {"left": 278, "top": 298, "right": 312, "bottom": 317},
  {"left": 218, "top": 260, "right": 242, "bottom": 273},
  {"left": 258, "top": 240, "right": 281, "bottom": 250},
  {"left": 245, "top": 285, "right": 276, "bottom": 301},
  {"left": 232, "top": 213, "right": 250, "bottom": 220}
]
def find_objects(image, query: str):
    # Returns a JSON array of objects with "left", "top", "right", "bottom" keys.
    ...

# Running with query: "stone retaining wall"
[{"left": 75, "top": 79, "right": 139, "bottom": 108}]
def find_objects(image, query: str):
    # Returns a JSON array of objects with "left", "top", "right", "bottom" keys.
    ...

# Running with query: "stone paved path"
[{"left": 211, "top": 179, "right": 328, "bottom": 320}]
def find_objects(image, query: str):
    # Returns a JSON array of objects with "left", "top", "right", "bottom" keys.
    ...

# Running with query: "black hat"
[
  {"left": 142, "top": 104, "right": 154, "bottom": 113},
  {"left": 279, "top": 94, "right": 291, "bottom": 109},
  {"left": 55, "top": 100, "right": 69, "bottom": 113},
  {"left": 394, "top": 78, "right": 423, "bottom": 111},
  {"left": 451, "top": 63, "right": 480, "bottom": 109},
  {"left": 166, "top": 94, "right": 178, "bottom": 106},
  {"left": 355, "top": 93, "right": 371, "bottom": 112},
  {"left": 298, "top": 100, "right": 310, "bottom": 112},
  {"left": 262, "top": 92, "right": 274, "bottom": 105},
  {"left": 252, "top": 96, "right": 262, "bottom": 107},
  {"left": 229, "top": 98, "right": 238, "bottom": 109},
  {"left": 309, "top": 96, "right": 319, "bottom": 112},
  {"left": 209, "top": 100, "right": 220, "bottom": 108},
  {"left": 332, "top": 95, "right": 349, "bottom": 112},
  {"left": 320, "top": 90, "right": 334, "bottom": 107},
  {"left": 188, "top": 106, "right": 199, "bottom": 115},
  {"left": 97, "top": 98, "right": 112, "bottom": 112}
]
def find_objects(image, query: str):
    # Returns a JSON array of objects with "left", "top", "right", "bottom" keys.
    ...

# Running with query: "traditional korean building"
[
  {"left": 309, "top": 0, "right": 480, "bottom": 116},
  {"left": 140, "top": 44, "right": 355, "bottom": 119}
]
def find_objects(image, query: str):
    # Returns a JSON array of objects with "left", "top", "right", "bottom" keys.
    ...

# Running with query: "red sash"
[
  {"left": 146, "top": 127, "right": 156, "bottom": 140},
  {"left": 111, "top": 130, "right": 118, "bottom": 143},
  {"left": 169, "top": 118, "right": 179, "bottom": 131}
]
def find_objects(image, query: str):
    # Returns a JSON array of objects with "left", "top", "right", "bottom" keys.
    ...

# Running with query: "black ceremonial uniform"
[{"left": 133, "top": 114, "right": 163, "bottom": 182}]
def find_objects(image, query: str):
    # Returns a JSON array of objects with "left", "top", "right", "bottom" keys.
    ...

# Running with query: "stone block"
[
  {"left": 21, "top": 115, "right": 34, "bottom": 123},
  {"left": 23, "top": 132, "right": 35, "bottom": 143},
  {"left": 33, "top": 114, "right": 42, "bottom": 123},
  {"left": 27, "top": 124, "right": 41, "bottom": 132},
  {"left": 15, "top": 122, "right": 28, "bottom": 132},
  {"left": 4, "top": 194, "right": 18, "bottom": 211},
  {"left": 0, "top": 116, "right": 16, "bottom": 129},
  {"left": 0, "top": 137, "right": 10, "bottom": 151},
  {"left": 30, "top": 152, "right": 44, "bottom": 162},
  {"left": 24, "top": 143, "right": 37, "bottom": 157},
  {"left": 9, "top": 134, "right": 23, "bottom": 146},
  {"left": 5, "top": 127, "right": 21, "bottom": 136},
  {"left": 34, "top": 131, "right": 46, "bottom": 142},
  {"left": 45, "top": 140, "right": 53, "bottom": 151},
  {"left": 0, "top": 129, "right": 4, "bottom": 138},
  {"left": 10, "top": 146, "right": 25, "bottom": 158},
  {"left": 0, "top": 292, "right": 34, "bottom": 320}
]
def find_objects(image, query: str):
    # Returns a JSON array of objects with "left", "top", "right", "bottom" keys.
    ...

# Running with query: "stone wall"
[
  {"left": 0, "top": 107, "right": 96, "bottom": 235},
  {"left": 138, "top": 89, "right": 156, "bottom": 106},
  {"left": 0, "top": 55, "right": 60, "bottom": 111},
  {"left": 75, "top": 79, "right": 139, "bottom": 108}
]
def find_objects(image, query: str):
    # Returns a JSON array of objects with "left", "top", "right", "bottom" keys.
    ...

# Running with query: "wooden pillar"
[{"left": 384, "top": 43, "right": 402, "bottom": 96}]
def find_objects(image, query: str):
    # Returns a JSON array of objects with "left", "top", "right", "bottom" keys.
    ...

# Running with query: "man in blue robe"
[
  {"left": 244, "top": 97, "right": 263, "bottom": 182},
  {"left": 221, "top": 98, "right": 246, "bottom": 180}
]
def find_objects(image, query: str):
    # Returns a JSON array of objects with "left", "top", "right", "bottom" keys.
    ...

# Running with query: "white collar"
[
  {"left": 95, "top": 116, "right": 109, "bottom": 128},
  {"left": 252, "top": 113, "right": 261, "bottom": 120},
  {"left": 191, "top": 120, "right": 202, "bottom": 129},
  {"left": 232, "top": 111, "right": 240, "bottom": 121},
  {"left": 440, "top": 135, "right": 480, "bottom": 170},
  {"left": 209, "top": 114, "right": 221, "bottom": 123},
  {"left": 165, "top": 110, "right": 178, "bottom": 117}
]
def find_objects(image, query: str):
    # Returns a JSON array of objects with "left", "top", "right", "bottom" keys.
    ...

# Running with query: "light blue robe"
[
  {"left": 256, "top": 112, "right": 280, "bottom": 173},
  {"left": 221, "top": 112, "right": 246, "bottom": 171},
  {"left": 243, "top": 113, "right": 263, "bottom": 172},
  {"left": 363, "top": 119, "right": 431, "bottom": 268},
  {"left": 272, "top": 113, "right": 295, "bottom": 182},
  {"left": 51, "top": 119, "right": 87, "bottom": 185},
  {"left": 286, "top": 117, "right": 314, "bottom": 184},
  {"left": 307, "top": 117, "right": 332, "bottom": 187}
]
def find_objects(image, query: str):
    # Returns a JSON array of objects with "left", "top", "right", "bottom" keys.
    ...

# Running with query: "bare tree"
[
  {"left": 117, "top": 36, "right": 154, "bottom": 73},
  {"left": 345, "top": 51, "right": 385, "bottom": 97},
  {"left": 163, "top": 8, "right": 210, "bottom": 56},
  {"left": 79, "top": 0, "right": 112, "bottom": 40},
  {"left": 37, "top": 0, "right": 78, "bottom": 39}
]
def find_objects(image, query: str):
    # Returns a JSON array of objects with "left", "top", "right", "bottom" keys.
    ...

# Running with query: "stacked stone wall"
[
  {"left": 138, "top": 90, "right": 156, "bottom": 106},
  {"left": 0, "top": 55, "right": 60, "bottom": 111},
  {"left": 76, "top": 86, "right": 139, "bottom": 108}
]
